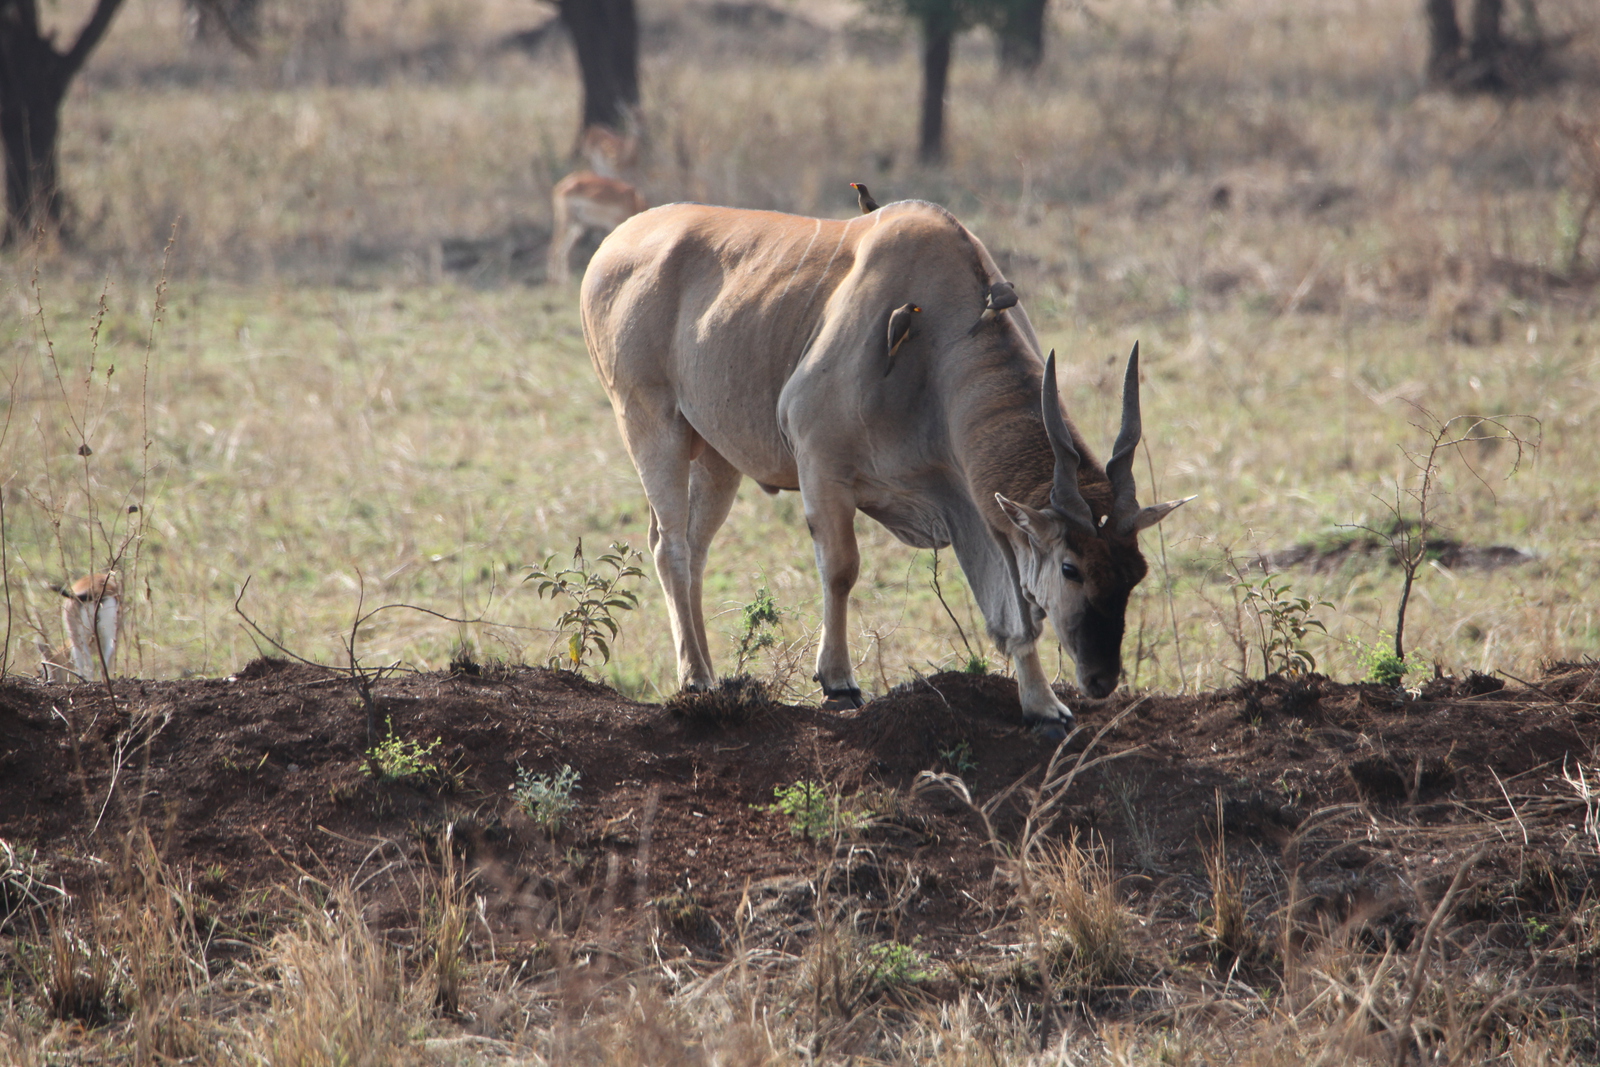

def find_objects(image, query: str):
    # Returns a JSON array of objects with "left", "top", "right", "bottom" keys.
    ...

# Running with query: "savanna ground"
[{"left": 4, "top": 0, "right": 1600, "bottom": 1060}]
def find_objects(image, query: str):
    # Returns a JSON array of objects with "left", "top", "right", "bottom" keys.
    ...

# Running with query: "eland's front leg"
[
  {"left": 1011, "top": 641, "right": 1075, "bottom": 737},
  {"left": 801, "top": 485, "right": 864, "bottom": 708}
]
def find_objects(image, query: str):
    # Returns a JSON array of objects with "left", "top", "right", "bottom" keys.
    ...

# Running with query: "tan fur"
[
  {"left": 580, "top": 201, "right": 1183, "bottom": 725},
  {"left": 578, "top": 125, "right": 639, "bottom": 179},
  {"left": 39, "top": 572, "right": 120, "bottom": 683},
  {"left": 548, "top": 172, "right": 648, "bottom": 286}
]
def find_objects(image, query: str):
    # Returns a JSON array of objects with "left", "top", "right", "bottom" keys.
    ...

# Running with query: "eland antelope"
[
  {"left": 37, "top": 572, "right": 121, "bottom": 683},
  {"left": 580, "top": 201, "right": 1189, "bottom": 734}
]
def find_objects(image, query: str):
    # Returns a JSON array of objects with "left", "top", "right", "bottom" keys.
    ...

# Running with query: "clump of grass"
[
  {"left": 664, "top": 674, "right": 775, "bottom": 728},
  {"left": 1203, "top": 803, "right": 1255, "bottom": 965},
  {"left": 1039, "top": 834, "right": 1133, "bottom": 988},
  {"left": 423, "top": 826, "right": 471, "bottom": 1016},
  {"left": 655, "top": 889, "right": 723, "bottom": 952},
  {"left": 247, "top": 880, "right": 406, "bottom": 1066}
]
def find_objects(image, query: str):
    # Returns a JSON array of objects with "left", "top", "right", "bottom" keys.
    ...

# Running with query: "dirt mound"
[{"left": 3, "top": 659, "right": 1599, "bottom": 961}]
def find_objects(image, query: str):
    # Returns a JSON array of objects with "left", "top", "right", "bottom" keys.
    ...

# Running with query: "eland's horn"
[
  {"left": 1105, "top": 342, "right": 1142, "bottom": 532},
  {"left": 1042, "top": 351, "right": 1095, "bottom": 533}
]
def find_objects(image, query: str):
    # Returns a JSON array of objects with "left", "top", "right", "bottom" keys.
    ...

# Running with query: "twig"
[
  {"left": 1494, "top": 668, "right": 1568, "bottom": 707},
  {"left": 1394, "top": 848, "right": 1484, "bottom": 1067},
  {"left": 927, "top": 549, "right": 976, "bottom": 663}
]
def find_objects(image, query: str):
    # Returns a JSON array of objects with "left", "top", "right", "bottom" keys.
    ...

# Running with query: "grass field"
[{"left": 4, "top": 0, "right": 1600, "bottom": 1060}]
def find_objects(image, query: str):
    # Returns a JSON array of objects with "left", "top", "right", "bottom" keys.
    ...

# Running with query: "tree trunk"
[
  {"left": 559, "top": 0, "right": 640, "bottom": 135},
  {"left": 997, "top": 0, "right": 1046, "bottom": 74},
  {"left": 1423, "top": 0, "right": 1464, "bottom": 84},
  {"left": 1468, "top": 0, "right": 1504, "bottom": 66},
  {"left": 919, "top": 11, "right": 954, "bottom": 165},
  {"left": 185, "top": 0, "right": 260, "bottom": 47},
  {"left": 0, "top": 73, "right": 65, "bottom": 240},
  {"left": 0, "top": 0, "right": 127, "bottom": 244}
]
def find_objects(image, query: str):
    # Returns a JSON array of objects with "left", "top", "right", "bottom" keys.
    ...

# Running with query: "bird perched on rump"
[
  {"left": 967, "top": 280, "right": 1018, "bottom": 335},
  {"left": 883, "top": 303, "right": 920, "bottom": 377},
  {"left": 850, "top": 182, "right": 880, "bottom": 214}
]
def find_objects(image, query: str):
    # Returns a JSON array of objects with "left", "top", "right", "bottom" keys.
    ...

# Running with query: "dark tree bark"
[
  {"left": 1423, "top": 0, "right": 1465, "bottom": 84},
  {"left": 557, "top": 0, "right": 640, "bottom": 135},
  {"left": 997, "top": 0, "right": 1046, "bottom": 74},
  {"left": 184, "top": 0, "right": 261, "bottom": 50},
  {"left": 1424, "top": 0, "right": 1556, "bottom": 94},
  {"left": 918, "top": 8, "right": 954, "bottom": 164},
  {"left": 1468, "top": 0, "right": 1504, "bottom": 67},
  {"left": 0, "top": 0, "right": 127, "bottom": 245}
]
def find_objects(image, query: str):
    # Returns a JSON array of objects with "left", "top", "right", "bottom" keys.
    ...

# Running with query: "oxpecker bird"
[
  {"left": 967, "top": 280, "right": 1018, "bottom": 335},
  {"left": 851, "top": 182, "right": 880, "bottom": 214},
  {"left": 884, "top": 303, "right": 920, "bottom": 377}
]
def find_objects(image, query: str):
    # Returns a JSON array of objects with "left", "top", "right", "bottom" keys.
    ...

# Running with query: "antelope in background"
[
  {"left": 37, "top": 572, "right": 121, "bottom": 683},
  {"left": 581, "top": 201, "right": 1189, "bottom": 737},
  {"left": 548, "top": 125, "right": 649, "bottom": 286}
]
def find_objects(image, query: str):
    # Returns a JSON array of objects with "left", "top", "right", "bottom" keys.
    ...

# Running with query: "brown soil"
[{"left": 4, "top": 658, "right": 1599, "bottom": 980}]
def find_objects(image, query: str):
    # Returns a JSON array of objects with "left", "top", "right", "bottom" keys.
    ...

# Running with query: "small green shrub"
[
  {"left": 1360, "top": 638, "right": 1418, "bottom": 686},
  {"left": 524, "top": 541, "right": 646, "bottom": 674},
  {"left": 764, "top": 780, "right": 870, "bottom": 841},
  {"left": 938, "top": 741, "right": 977, "bottom": 777},
  {"left": 734, "top": 585, "right": 782, "bottom": 674},
  {"left": 512, "top": 764, "right": 581, "bottom": 833},
  {"left": 1237, "top": 572, "right": 1331, "bottom": 678},
  {"left": 865, "top": 940, "right": 932, "bottom": 990},
  {"left": 961, "top": 652, "right": 989, "bottom": 675},
  {"left": 364, "top": 724, "right": 443, "bottom": 783}
]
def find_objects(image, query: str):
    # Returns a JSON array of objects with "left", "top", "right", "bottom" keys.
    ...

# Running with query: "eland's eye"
[{"left": 1060, "top": 561, "right": 1083, "bottom": 583}]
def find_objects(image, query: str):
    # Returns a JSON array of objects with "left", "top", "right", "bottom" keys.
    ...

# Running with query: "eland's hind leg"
[
  {"left": 683, "top": 448, "right": 743, "bottom": 679},
  {"left": 615, "top": 407, "right": 737, "bottom": 692}
]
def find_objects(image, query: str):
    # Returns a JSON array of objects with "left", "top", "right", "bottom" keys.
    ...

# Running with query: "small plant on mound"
[
  {"left": 765, "top": 780, "right": 871, "bottom": 842},
  {"left": 1348, "top": 408, "right": 1537, "bottom": 666},
  {"left": 364, "top": 722, "right": 443, "bottom": 784},
  {"left": 511, "top": 764, "right": 581, "bottom": 833},
  {"left": 864, "top": 940, "right": 933, "bottom": 990},
  {"left": 938, "top": 740, "right": 977, "bottom": 778},
  {"left": 524, "top": 540, "right": 646, "bottom": 675},
  {"left": 733, "top": 585, "right": 782, "bottom": 674},
  {"left": 1360, "top": 637, "right": 1417, "bottom": 687},
  {"left": 665, "top": 675, "right": 774, "bottom": 728},
  {"left": 1235, "top": 571, "right": 1331, "bottom": 678}
]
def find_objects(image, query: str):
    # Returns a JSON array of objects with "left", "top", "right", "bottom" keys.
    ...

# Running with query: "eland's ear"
[
  {"left": 995, "top": 493, "right": 1060, "bottom": 547},
  {"left": 1129, "top": 495, "right": 1195, "bottom": 533}
]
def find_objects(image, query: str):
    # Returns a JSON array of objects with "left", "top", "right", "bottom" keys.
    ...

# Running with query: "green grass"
[
  {"left": 4, "top": 271, "right": 1597, "bottom": 694},
  {"left": 3, "top": 0, "right": 1598, "bottom": 696}
]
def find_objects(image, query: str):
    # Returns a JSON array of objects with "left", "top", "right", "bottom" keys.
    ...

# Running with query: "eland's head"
[{"left": 995, "top": 344, "right": 1190, "bottom": 699}]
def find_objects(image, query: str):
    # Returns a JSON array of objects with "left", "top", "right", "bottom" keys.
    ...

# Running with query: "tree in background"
[
  {"left": 874, "top": 0, "right": 1027, "bottom": 164},
  {"left": 183, "top": 0, "right": 261, "bottom": 49},
  {"left": 550, "top": 0, "right": 640, "bottom": 140},
  {"left": 0, "top": 0, "right": 127, "bottom": 245},
  {"left": 996, "top": 0, "right": 1047, "bottom": 74},
  {"left": 1423, "top": 0, "right": 1563, "bottom": 94}
]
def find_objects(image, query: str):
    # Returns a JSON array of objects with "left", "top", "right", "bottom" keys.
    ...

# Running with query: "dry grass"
[
  {"left": 2, "top": 9, "right": 1600, "bottom": 1054},
  {"left": 4, "top": 0, "right": 1599, "bottom": 697},
  {"left": 6, "top": 771, "right": 1599, "bottom": 1065}
]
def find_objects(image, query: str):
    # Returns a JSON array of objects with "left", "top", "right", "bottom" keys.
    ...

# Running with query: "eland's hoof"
[
  {"left": 1026, "top": 716, "right": 1075, "bottom": 743},
  {"left": 821, "top": 686, "right": 865, "bottom": 711}
]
